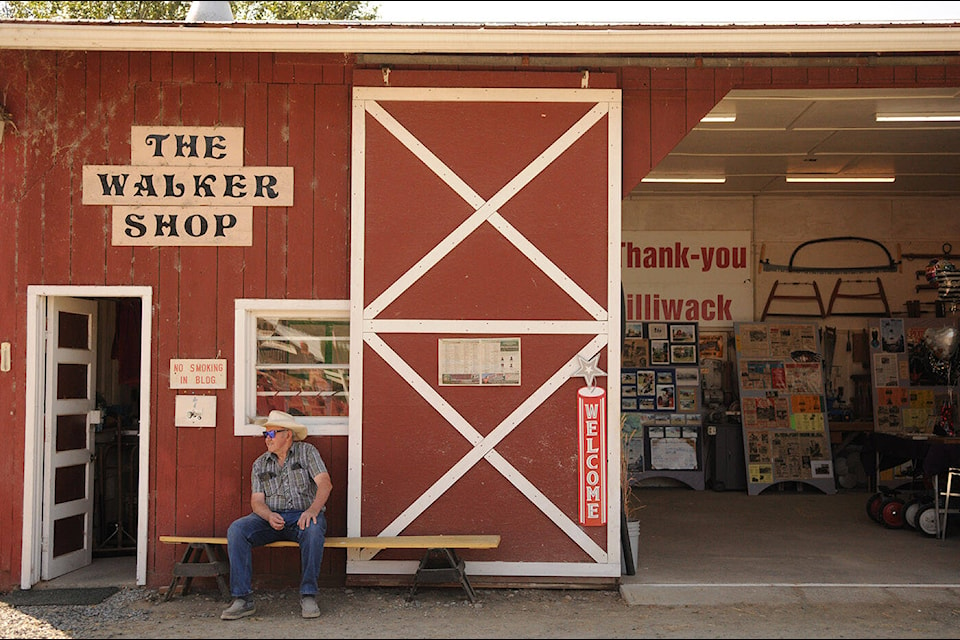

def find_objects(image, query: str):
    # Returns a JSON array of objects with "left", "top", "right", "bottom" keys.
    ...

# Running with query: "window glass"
[
  {"left": 256, "top": 317, "right": 349, "bottom": 417},
  {"left": 235, "top": 300, "right": 350, "bottom": 436}
]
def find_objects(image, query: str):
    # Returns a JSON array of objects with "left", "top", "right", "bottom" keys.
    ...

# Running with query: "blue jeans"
[{"left": 226, "top": 510, "right": 327, "bottom": 598}]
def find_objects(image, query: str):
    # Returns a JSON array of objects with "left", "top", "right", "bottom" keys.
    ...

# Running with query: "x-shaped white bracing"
[
  {"left": 361, "top": 333, "right": 609, "bottom": 563},
  {"left": 363, "top": 100, "right": 609, "bottom": 321},
  {"left": 358, "top": 97, "right": 614, "bottom": 563}
]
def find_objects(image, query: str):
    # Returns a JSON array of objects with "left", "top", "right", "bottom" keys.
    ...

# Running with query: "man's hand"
[
  {"left": 297, "top": 509, "right": 318, "bottom": 530},
  {"left": 268, "top": 511, "right": 285, "bottom": 530}
]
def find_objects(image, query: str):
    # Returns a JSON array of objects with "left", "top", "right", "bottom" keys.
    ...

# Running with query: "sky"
[{"left": 371, "top": 1, "right": 960, "bottom": 24}]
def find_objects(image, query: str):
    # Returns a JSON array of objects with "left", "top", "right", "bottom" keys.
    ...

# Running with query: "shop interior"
[
  {"left": 622, "top": 87, "right": 960, "bottom": 586},
  {"left": 91, "top": 299, "right": 142, "bottom": 562}
]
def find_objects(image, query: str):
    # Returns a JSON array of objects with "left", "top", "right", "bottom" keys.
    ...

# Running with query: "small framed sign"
[{"left": 175, "top": 395, "right": 217, "bottom": 427}]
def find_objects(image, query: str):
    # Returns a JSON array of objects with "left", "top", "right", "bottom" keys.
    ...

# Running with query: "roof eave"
[{"left": 0, "top": 23, "right": 958, "bottom": 55}]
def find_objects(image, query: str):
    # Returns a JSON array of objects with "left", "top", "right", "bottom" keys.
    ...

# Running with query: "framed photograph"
[
  {"left": 636, "top": 370, "right": 655, "bottom": 395},
  {"left": 621, "top": 397, "right": 638, "bottom": 411},
  {"left": 623, "top": 338, "right": 650, "bottom": 368},
  {"left": 651, "top": 340, "right": 670, "bottom": 365},
  {"left": 649, "top": 433, "right": 697, "bottom": 470},
  {"left": 699, "top": 332, "right": 725, "bottom": 359},
  {"left": 811, "top": 459, "right": 834, "bottom": 478},
  {"left": 655, "top": 370, "right": 675, "bottom": 385},
  {"left": 648, "top": 323, "right": 668, "bottom": 340},
  {"left": 675, "top": 367, "right": 700, "bottom": 386},
  {"left": 656, "top": 384, "right": 676, "bottom": 410},
  {"left": 677, "top": 387, "right": 699, "bottom": 412},
  {"left": 670, "top": 343, "right": 697, "bottom": 365},
  {"left": 670, "top": 324, "right": 696, "bottom": 344},
  {"left": 638, "top": 397, "right": 656, "bottom": 411},
  {"left": 625, "top": 323, "right": 644, "bottom": 338},
  {"left": 621, "top": 371, "right": 637, "bottom": 386}
]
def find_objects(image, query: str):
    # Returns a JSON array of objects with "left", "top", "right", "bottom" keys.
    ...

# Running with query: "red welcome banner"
[{"left": 577, "top": 386, "right": 607, "bottom": 526}]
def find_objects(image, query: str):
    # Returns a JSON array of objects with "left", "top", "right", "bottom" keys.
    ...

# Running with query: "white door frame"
[{"left": 22, "top": 285, "right": 152, "bottom": 589}]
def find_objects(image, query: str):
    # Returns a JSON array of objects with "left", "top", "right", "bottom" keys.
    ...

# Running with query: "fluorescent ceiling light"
[
  {"left": 641, "top": 176, "right": 727, "bottom": 184},
  {"left": 786, "top": 175, "right": 895, "bottom": 183},
  {"left": 875, "top": 113, "right": 960, "bottom": 122},
  {"left": 700, "top": 113, "right": 737, "bottom": 123}
]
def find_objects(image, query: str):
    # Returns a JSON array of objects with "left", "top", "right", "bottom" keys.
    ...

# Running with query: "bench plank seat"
[
  {"left": 159, "top": 534, "right": 500, "bottom": 603},
  {"left": 159, "top": 534, "right": 500, "bottom": 549}
]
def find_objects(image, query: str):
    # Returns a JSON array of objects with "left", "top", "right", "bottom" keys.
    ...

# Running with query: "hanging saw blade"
[{"left": 759, "top": 236, "right": 900, "bottom": 273}]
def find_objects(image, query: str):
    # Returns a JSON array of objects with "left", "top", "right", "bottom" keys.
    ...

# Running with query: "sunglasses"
[{"left": 262, "top": 429, "right": 288, "bottom": 439}]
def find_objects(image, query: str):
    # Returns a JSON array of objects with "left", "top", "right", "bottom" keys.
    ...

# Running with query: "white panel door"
[{"left": 41, "top": 297, "right": 98, "bottom": 580}]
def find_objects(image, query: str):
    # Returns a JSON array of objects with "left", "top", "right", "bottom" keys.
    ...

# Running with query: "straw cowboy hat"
[{"left": 259, "top": 410, "right": 308, "bottom": 441}]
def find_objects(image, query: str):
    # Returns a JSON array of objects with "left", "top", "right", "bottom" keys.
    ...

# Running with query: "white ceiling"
[{"left": 633, "top": 87, "right": 960, "bottom": 197}]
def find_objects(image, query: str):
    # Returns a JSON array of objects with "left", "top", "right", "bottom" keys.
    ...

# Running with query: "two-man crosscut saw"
[{"left": 758, "top": 236, "right": 901, "bottom": 273}]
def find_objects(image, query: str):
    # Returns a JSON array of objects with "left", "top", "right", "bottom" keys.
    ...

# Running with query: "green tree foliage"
[{"left": 2, "top": 1, "right": 379, "bottom": 21}]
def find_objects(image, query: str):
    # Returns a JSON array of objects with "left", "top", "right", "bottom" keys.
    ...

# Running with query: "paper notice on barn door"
[{"left": 438, "top": 338, "right": 521, "bottom": 386}]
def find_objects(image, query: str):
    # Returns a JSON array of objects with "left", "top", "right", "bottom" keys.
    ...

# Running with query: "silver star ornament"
[{"left": 572, "top": 353, "right": 606, "bottom": 388}]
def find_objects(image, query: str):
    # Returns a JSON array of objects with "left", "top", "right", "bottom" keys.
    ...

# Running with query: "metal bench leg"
[
  {"left": 409, "top": 547, "right": 478, "bottom": 603},
  {"left": 203, "top": 543, "right": 232, "bottom": 601},
  {"left": 166, "top": 542, "right": 231, "bottom": 601},
  {"left": 164, "top": 544, "right": 199, "bottom": 601},
  {"left": 446, "top": 548, "right": 478, "bottom": 603}
]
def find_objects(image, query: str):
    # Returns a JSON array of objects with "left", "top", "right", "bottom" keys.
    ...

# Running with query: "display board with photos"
[
  {"left": 867, "top": 317, "right": 960, "bottom": 436},
  {"left": 622, "top": 322, "right": 704, "bottom": 490},
  {"left": 733, "top": 322, "right": 837, "bottom": 496}
]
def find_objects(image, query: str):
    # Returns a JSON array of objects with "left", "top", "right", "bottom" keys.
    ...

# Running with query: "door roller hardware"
[{"left": 0, "top": 342, "right": 9, "bottom": 372}]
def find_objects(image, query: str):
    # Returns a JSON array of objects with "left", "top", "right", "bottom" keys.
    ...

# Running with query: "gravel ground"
[
  {"left": 3, "top": 584, "right": 960, "bottom": 639},
  {"left": 0, "top": 587, "right": 151, "bottom": 638}
]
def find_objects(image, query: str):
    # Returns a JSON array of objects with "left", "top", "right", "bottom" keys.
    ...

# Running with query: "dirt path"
[{"left": 64, "top": 584, "right": 960, "bottom": 639}]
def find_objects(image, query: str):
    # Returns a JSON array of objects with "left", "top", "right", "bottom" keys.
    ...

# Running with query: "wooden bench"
[{"left": 159, "top": 534, "right": 500, "bottom": 603}]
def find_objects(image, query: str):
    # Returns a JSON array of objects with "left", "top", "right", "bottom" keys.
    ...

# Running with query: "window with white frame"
[{"left": 234, "top": 300, "right": 350, "bottom": 436}]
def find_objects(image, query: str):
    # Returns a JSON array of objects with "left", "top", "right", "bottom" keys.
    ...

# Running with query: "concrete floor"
[
  {"left": 35, "top": 555, "right": 138, "bottom": 590},
  {"left": 620, "top": 485, "right": 960, "bottom": 605},
  {"left": 37, "top": 485, "right": 960, "bottom": 606}
]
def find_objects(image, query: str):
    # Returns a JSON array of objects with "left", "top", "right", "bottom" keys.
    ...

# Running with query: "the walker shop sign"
[{"left": 82, "top": 127, "right": 293, "bottom": 246}]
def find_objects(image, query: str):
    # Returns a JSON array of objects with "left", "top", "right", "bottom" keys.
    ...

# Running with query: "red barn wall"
[{"left": 0, "top": 47, "right": 957, "bottom": 590}]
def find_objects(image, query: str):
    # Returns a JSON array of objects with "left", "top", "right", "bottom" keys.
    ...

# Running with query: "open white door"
[{"left": 41, "top": 297, "right": 98, "bottom": 580}]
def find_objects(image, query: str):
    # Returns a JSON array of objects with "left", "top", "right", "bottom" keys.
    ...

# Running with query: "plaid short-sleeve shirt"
[{"left": 251, "top": 441, "right": 328, "bottom": 512}]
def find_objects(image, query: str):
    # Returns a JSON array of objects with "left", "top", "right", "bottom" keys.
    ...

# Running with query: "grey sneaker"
[
  {"left": 221, "top": 597, "right": 256, "bottom": 620},
  {"left": 300, "top": 595, "right": 320, "bottom": 618}
]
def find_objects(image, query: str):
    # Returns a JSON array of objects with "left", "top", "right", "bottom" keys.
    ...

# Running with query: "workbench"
[{"left": 861, "top": 432, "right": 960, "bottom": 490}]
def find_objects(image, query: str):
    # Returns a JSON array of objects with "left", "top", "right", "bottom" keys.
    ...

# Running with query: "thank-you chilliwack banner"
[{"left": 621, "top": 230, "right": 753, "bottom": 328}]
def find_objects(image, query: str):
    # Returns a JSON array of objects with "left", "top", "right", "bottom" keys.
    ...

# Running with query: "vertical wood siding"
[{"left": 0, "top": 46, "right": 956, "bottom": 589}]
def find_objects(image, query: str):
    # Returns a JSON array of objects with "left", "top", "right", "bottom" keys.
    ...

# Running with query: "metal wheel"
[
  {"left": 902, "top": 497, "right": 924, "bottom": 529},
  {"left": 916, "top": 504, "right": 942, "bottom": 537},
  {"left": 866, "top": 492, "right": 886, "bottom": 523},
  {"left": 881, "top": 497, "right": 905, "bottom": 529}
]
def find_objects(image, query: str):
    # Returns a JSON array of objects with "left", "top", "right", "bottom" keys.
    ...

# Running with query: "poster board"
[
  {"left": 622, "top": 321, "right": 704, "bottom": 490},
  {"left": 867, "top": 317, "right": 960, "bottom": 436},
  {"left": 438, "top": 337, "right": 521, "bottom": 386},
  {"left": 734, "top": 321, "right": 837, "bottom": 496}
]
